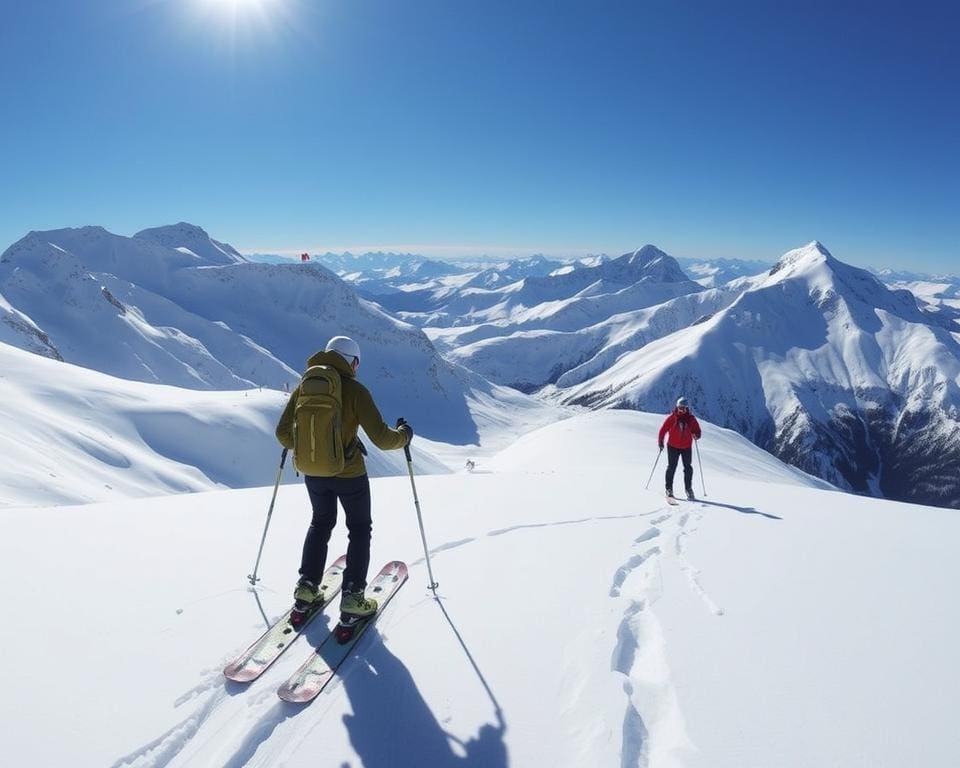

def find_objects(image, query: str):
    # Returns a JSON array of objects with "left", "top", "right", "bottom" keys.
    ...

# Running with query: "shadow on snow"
[
  {"left": 696, "top": 499, "right": 783, "bottom": 520},
  {"left": 340, "top": 598, "right": 508, "bottom": 768}
]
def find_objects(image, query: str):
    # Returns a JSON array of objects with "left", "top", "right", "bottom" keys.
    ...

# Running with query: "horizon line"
[{"left": 240, "top": 242, "right": 620, "bottom": 260}]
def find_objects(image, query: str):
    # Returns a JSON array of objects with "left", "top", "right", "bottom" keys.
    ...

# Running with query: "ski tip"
[
  {"left": 381, "top": 560, "right": 409, "bottom": 579},
  {"left": 277, "top": 686, "right": 317, "bottom": 704},
  {"left": 223, "top": 665, "right": 259, "bottom": 683}
]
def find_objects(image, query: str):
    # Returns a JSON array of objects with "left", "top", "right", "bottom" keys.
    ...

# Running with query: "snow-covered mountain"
[
  {"left": 414, "top": 248, "right": 716, "bottom": 391},
  {"left": 313, "top": 251, "right": 457, "bottom": 276},
  {"left": 0, "top": 225, "right": 543, "bottom": 444},
  {"left": 0, "top": 225, "right": 291, "bottom": 389},
  {"left": 456, "top": 254, "right": 562, "bottom": 290},
  {"left": 434, "top": 282, "right": 745, "bottom": 391},
  {"left": 309, "top": 252, "right": 470, "bottom": 297},
  {"left": 873, "top": 267, "right": 960, "bottom": 326},
  {"left": 559, "top": 242, "right": 960, "bottom": 509},
  {"left": 4, "top": 410, "right": 959, "bottom": 768},
  {"left": 873, "top": 266, "right": 960, "bottom": 296},
  {"left": 675, "top": 255, "right": 771, "bottom": 287},
  {"left": 372, "top": 245, "right": 700, "bottom": 324}
]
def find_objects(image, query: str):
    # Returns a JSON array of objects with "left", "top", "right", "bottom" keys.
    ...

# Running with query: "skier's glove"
[
  {"left": 396, "top": 417, "right": 414, "bottom": 446},
  {"left": 658, "top": 442, "right": 664, "bottom": 451}
]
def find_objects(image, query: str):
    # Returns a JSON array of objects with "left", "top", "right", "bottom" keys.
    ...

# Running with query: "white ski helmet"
[
  {"left": 676, "top": 396, "right": 689, "bottom": 409},
  {"left": 325, "top": 335, "right": 361, "bottom": 365}
]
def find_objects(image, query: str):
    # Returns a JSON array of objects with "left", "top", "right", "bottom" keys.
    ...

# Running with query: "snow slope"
[
  {"left": 0, "top": 289, "right": 60, "bottom": 357},
  {"left": 2, "top": 410, "right": 957, "bottom": 768},
  {"left": 0, "top": 342, "right": 449, "bottom": 509}
]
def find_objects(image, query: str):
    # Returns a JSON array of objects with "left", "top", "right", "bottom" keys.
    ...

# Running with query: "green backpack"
[{"left": 292, "top": 365, "right": 345, "bottom": 476}]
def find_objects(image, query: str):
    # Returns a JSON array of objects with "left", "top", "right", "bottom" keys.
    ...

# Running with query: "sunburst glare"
[{"left": 188, "top": 0, "right": 301, "bottom": 49}]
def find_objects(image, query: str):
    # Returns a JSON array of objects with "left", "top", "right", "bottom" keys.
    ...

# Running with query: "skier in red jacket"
[{"left": 658, "top": 396, "right": 702, "bottom": 500}]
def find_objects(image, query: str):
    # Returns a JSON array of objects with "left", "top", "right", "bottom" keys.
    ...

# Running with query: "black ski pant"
[
  {"left": 301, "top": 474, "right": 372, "bottom": 592},
  {"left": 665, "top": 446, "right": 693, "bottom": 494}
]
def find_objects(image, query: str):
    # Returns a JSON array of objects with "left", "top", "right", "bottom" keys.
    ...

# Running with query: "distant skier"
[
  {"left": 275, "top": 336, "right": 413, "bottom": 622},
  {"left": 658, "top": 396, "right": 702, "bottom": 500}
]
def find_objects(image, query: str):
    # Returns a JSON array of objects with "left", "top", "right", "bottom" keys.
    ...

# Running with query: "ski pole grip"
[
  {"left": 396, "top": 417, "right": 412, "bottom": 462},
  {"left": 280, "top": 447, "right": 288, "bottom": 468}
]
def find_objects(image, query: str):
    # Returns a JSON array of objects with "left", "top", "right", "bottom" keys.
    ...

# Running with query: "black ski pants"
[
  {"left": 301, "top": 474, "right": 372, "bottom": 592},
  {"left": 665, "top": 446, "right": 694, "bottom": 493}
]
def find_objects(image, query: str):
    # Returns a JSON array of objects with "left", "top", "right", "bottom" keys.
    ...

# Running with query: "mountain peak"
[
  {"left": 611, "top": 244, "right": 690, "bottom": 284},
  {"left": 768, "top": 241, "right": 834, "bottom": 278},
  {"left": 624, "top": 244, "right": 669, "bottom": 264},
  {"left": 136, "top": 221, "right": 210, "bottom": 240},
  {"left": 134, "top": 223, "right": 246, "bottom": 265},
  {"left": 758, "top": 240, "right": 927, "bottom": 327}
]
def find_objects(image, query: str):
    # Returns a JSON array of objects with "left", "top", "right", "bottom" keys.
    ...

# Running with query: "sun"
[
  {"left": 199, "top": 0, "right": 278, "bottom": 16},
  {"left": 204, "top": 0, "right": 274, "bottom": 8},
  {"left": 188, "top": 0, "right": 295, "bottom": 46},
  {"left": 193, "top": 0, "right": 285, "bottom": 24}
]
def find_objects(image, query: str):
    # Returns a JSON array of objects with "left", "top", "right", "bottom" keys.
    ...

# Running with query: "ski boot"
[
  {"left": 290, "top": 578, "right": 325, "bottom": 629},
  {"left": 665, "top": 489, "right": 678, "bottom": 506},
  {"left": 685, "top": 488, "right": 696, "bottom": 501},
  {"left": 334, "top": 590, "right": 378, "bottom": 644}
]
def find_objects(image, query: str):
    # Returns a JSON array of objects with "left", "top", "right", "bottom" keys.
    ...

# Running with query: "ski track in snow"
[
  {"left": 609, "top": 514, "right": 663, "bottom": 768},
  {"left": 110, "top": 671, "right": 228, "bottom": 768},
  {"left": 609, "top": 500, "right": 722, "bottom": 766},
  {"left": 609, "top": 546, "right": 661, "bottom": 598},
  {"left": 406, "top": 511, "right": 646, "bottom": 569},
  {"left": 674, "top": 503, "right": 724, "bottom": 617},
  {"left": 612, "top": 600, "right": 651, "bottom": 768}
]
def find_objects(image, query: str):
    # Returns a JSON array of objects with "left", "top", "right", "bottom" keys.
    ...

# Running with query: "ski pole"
[
  {"left": 644, "top": 446, "right": 663, "bottom": 490},
  {"left": 398, "top": 419, "right": 438, "bottom": 594},
  {"left": 695, "top": 438, "right": 707, "bottom": 497},
  {"left": 247, "top": 448, "right": 288, "bottom": 586}
]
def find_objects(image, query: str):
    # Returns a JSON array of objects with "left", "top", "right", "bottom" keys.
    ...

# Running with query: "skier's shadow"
[
  {"left": 696, "top": 499, "right": 782, "bottom": 520},
  {"left": 341, "top": 606, "right": 508, "bottom": 768}
]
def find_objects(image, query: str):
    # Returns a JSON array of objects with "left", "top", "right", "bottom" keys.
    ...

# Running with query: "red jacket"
[{"left": 658, "top": 409, "right": 701, "bottom": 450}]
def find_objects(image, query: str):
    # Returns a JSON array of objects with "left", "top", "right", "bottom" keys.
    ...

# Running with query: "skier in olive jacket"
[
  {"left": 276, "top": 336, "right": 412, "bottom": 618},
  {"left": 657, "top": 396, "right": 702, "bottom": 500}
]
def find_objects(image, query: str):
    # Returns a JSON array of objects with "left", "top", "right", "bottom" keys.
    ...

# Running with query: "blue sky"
[{"left": 1, "top": 0, "right": 957, "bottom": 271}]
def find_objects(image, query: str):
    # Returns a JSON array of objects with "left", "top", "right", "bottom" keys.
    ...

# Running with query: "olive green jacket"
[{"left": 276, "top": 350, "right": 408, "bottom": 477}]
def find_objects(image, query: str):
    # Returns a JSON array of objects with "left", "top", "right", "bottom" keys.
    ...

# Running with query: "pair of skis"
[{"left": 223, "top": 557, "right": 408, "bottom": 703}]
